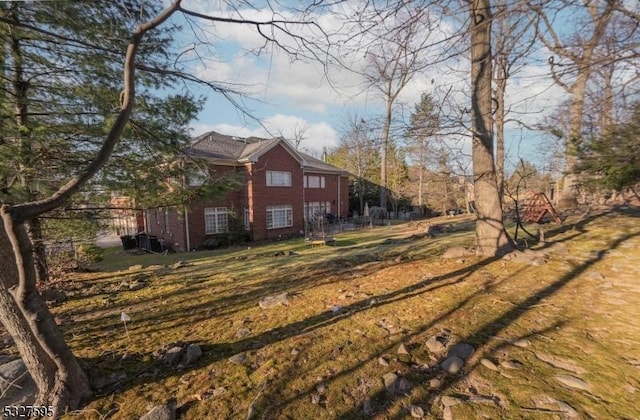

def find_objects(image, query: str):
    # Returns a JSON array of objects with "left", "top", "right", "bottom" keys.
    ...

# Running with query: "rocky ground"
[{"left": 0, "top": 207, "right": 639, "bottom": 419}]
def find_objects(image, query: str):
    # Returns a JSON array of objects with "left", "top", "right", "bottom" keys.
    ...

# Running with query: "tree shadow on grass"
[
  {"left": 333, "top": 230, "right": 640, "bottom": 419},
  {"left": 80, "top": 250, "right": 504, "bottom": 403},
  {"left": 75, "top": 208, "right": 632, "bottom": 415}
]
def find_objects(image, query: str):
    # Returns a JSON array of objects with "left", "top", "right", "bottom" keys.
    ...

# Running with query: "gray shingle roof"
[{"left": 186, "top": 131, "right": 348, "bottom": 175}]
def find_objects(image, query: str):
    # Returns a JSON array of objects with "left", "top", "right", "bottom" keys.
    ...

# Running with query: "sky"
[{"left": 163, "top": 1, "right": 633, "bottom": 174}]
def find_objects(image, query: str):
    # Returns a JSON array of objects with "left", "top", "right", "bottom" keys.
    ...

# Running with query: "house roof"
[{"left": 186, "top": 131, "right": 349, "bottom": 176}]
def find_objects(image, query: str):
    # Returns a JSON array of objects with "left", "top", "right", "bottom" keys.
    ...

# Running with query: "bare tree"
[
  {"left": 0, "top": 0, "right": 329, "bottom": 413},
  {"left": 469, "top": 0, "right": 513, "bottom": 256},
  {"left": 492, "top": 0, "right": 536, "bottom": 200},
  {"left": 355, "top": 4, "right": 437, "bottom": 210},
  {"left": 528, "top": 0, "right": 619, "bottom": 209}
]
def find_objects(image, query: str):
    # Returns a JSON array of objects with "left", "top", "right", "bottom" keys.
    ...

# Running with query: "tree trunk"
[
  {"left": 0, "top": 207, "right": 91, "bottom": 416},
  {"left": 494, "top": 62, "right": 506, "bottom": 204},
  {"left": 470, "top": 0, "right": 513, "bottom": 257},
  {"left": 28, "top": 218, "right": 49, "bottom": 283},
  {"left": 380, "top": 96, "right": 392, "bottom": 210}
]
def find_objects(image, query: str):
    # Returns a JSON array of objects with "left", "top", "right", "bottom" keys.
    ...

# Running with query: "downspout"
[
  {"left": 337, "top": 174, "right": 341, "bottom": 218},
  {"left": 302, "top": 165, "right": 306, "bottom": 237},
  {"left": 184, "top": 206, "right": 191, "bottom": 251}
]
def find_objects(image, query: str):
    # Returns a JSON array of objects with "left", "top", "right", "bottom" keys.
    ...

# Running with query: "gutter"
[{"left": 184, "top": 206, "right": 191, "bottom": 251}]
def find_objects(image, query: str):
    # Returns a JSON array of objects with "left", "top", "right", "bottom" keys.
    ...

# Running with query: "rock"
[
  {"left": 128, "top": 280, "right": 146, "bottom": 291},
  {"left": 623, "top": 384, "right": 637, "bottom": 394},
  {"left": 330, "top": 305, "right": 343, "bottom": 313},
  {"left": 0, "top": 359, "right": 29, "bottom": 393},
  {"left": 508, "top": 249, "right": 547, "bottom": 265},
  {"left": 447, "top": 343, "right": 474, "bottom": 361},
  {"left": 396, "top": 377, "right": 412, "bottom": 394},
  {"left": 139, "top": 400, "right": 176, "bottom": 420},
  {"left": 510, "top": 339, "right": 531, "bottom": 348},
  {"left": 363, "top": 399, "right": 374, "bottom": 416},
  {"left": 409, "top": 404, "right": 425, "bottom": 418},
  {"left": 0, "top": 359, "right": 26, "bottom": 382},
  {"left": 259, "top": 292, "right": 289, "bottom": 309},
  {"left": 212, "top": 387, "right": 227, "bottom": 397},
  {"left": 441, "top": 356, "right": 464, "bottom": 374},
  {"left": 291, "top": 348, "right": 300, "bottom": 356},
  {"left": 442, "top": 246, "right": 473, "bottom": 259},
  {"left": 533, "top": 395, "right": 579, "bottom": 419},
  {"left": 443, "top": 406, "right": 453, "bottom": 420},
  {"left": 534, "top": 352, "right": 584, "bottom": 374},
  {"left": 480, "top": 358, "right": 500, "bottom": 372},
  {"left": 555, "top": 375, "right": 592, "bottom": 391},
  {"left": 441, "top": 395, "right": 462, "bottom": 407},
  {"left": 316, "top": 383, "right": 326, "bottom": 394},
  {"left": 500, "top": 360, "right": 523, "bottom": 370},
  {"left": 310, "top": 393, "right": 327, "bottom": 406},
  {"left": 163, "top": 347, "right": 184, "bottom": 366},
  {"left": 382, "top": 372, "right": 398, "bottom": 395},
  {"left": 229, "top": 353, "right": 247, "bottom": 365},
  {"left": 425, "top": 335, "right": 448, "bottom": 353},
  {"left": 428, "top": 378, "right": 442, "bottom": 389},
  {"left": 128, "top": 264, "right": 144, "bottom": 271},
  {"left": 182, "top": 344, "right": 202, "bottom": 366},
  {"left": 468, "top": 396, "right": 496, "bottom": 404},
  {"left": 236, "top": 328, "right": 252, "bottom": 338},
  {"left": 397, "top": 343, "right": 410, "bottom": 355},
  {"left": 586, "top": 271, "right": 605, "bottom": 281},
  {"left": 378, "top": 357, "right": 389, "bottom": 367},
  {"left": 171, "top": 260, "right": 188, "bottom": 269}
]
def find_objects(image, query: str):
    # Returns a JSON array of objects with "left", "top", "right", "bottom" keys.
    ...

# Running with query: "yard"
[{"left": 10, "top": 208, "right": 640, "bottom": 418}]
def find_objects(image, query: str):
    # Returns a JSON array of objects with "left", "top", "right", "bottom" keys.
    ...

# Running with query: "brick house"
[{"left": 143, "top": 131, "right": 349, "bottom": 251}]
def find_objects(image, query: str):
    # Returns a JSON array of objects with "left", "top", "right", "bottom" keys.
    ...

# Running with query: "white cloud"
[{"left": 189, "top": 114, "right": 338, "bottom": 157}]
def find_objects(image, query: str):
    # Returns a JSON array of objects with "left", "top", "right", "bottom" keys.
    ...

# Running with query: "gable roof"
[{"left": 186, "top": 131, "right": 349, "bottom": 176}]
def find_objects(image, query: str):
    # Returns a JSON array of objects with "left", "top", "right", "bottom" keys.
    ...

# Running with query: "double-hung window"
[
  {"left": 204, "top": 207, "right": 228, "bottom": 234},
  {"left": 266, "top": 205, "right": 293, "bottom": 229},
  {"left": 304, "top": 175, "right": 325, "bottom": 188},
  {"left": 266, "top": 171, "right": 291, "bottom": 187}
]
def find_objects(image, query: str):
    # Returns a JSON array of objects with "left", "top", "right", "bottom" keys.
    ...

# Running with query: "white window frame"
[
  {"left": 204, "top": 207, "right": 228, "bottom": 235},
  {"left": 266, "top": 170, "right": 291, "bottom": 187},
  {"left": 243, "top": 207, "right": 250, "bottom": 230},
  {"left": 266, "top": 205, "right": 293, "bottom": 229},
  {"left": 305, "top": 201, "right": 331, "bottom": 221},
  {"left": 304, "top": 175, "right": 325, "bottom": 188}
]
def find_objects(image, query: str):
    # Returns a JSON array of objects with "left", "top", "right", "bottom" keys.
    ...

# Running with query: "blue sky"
[{"left": 165, "top": 1, "right": 614, "bottom": 175}]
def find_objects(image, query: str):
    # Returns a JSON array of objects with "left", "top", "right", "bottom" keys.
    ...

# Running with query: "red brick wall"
[
  {"left": 144, "top": 207, "right": 186, "bottom": 252},
  {"left": 185, "top": 165, "right": 249, "bottom": 249},
  {"left": 144, "top": 147, "right": 350, "bottom": 249},
  {"left": 304, "top": 172, "right": 349, "bottom": 218},
  {"left": 249, "top": 144, "right": 304, "bottom": 240}
]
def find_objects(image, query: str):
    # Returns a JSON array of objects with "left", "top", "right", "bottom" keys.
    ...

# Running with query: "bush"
[
  {"left": 201, "top": 230, "right": 250, "bottom": 250},
  {"left": 76, "top": 244, "right": 104, "bottom": 267}
]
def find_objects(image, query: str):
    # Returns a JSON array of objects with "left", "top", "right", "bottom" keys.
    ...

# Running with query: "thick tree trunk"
[
  {"left": 494, "top": 68, "right": 506, "bottom": 204},
  {"left": 0, "top": 207, "right": 91, "bottom": 416},
  {"left": 470, "top": 0, "right": 513, "bottom": 257}
]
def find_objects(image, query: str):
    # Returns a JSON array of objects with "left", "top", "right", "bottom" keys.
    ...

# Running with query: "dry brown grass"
[{"left": 50, "top": 208, "right": 640, "bottom": 419}]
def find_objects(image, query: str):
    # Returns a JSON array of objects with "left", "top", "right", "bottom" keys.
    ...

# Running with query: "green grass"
[{"left": 50, "top": 210, "right": 640, "bottom": 419}]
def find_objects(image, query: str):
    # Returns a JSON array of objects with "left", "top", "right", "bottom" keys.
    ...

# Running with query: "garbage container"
[{"left": 120, "top": 235, "right": 137, "bottom": 250}]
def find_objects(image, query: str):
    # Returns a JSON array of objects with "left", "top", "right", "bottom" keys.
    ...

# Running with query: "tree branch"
[{"left": 10, "top": 1, "right": 183, "bottom": 222}]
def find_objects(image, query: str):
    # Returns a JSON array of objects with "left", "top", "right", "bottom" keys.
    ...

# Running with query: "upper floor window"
[
  {"left": 204, "top": 207, "right": 228, "bottom": 235},
  {"left": 304, "top": 175, "right": 325, "bottom": 188},
  {"left": 266, "top": 170, "right": 291, "bottom": 187}
]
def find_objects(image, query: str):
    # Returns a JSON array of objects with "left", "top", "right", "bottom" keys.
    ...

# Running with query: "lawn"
[{"left": 35, "top": 208, "right": 640, "bottom": 418}]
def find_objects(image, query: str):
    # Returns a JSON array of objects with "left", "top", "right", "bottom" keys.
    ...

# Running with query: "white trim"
[{"left": 266, "top": 205, "right": 293, "bottom": 229}]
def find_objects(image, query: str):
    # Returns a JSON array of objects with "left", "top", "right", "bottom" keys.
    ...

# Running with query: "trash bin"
[{"left": 120, "top": 235, "right": 137, "bottom": 250}]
